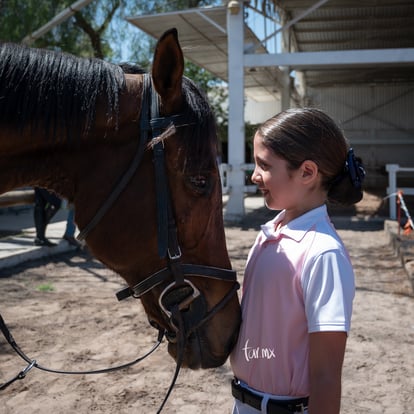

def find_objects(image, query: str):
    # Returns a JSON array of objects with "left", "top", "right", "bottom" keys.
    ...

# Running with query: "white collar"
[{"left": 261, "top": 205, "right": 328, "bottom": 242}]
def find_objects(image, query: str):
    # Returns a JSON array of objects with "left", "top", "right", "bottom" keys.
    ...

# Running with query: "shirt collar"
[{"left": 261, "top": 204, "right": 328, "bottom": 242}]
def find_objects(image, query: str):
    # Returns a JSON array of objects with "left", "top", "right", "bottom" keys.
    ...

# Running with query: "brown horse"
[{"left": 0, "top": 29, "right": 240, "bottom": 370}]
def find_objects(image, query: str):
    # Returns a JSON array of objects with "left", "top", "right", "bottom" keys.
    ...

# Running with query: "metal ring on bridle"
[{"left": 158, "top": 279, "right": 201, "bottom": 329}]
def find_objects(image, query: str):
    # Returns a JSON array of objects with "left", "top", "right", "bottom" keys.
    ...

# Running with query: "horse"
[{"left": 0, "top": 28, "right": 241, "bottom": 371}]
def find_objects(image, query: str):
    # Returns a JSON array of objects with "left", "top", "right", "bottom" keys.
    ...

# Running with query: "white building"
[{"left": 128, "top": 0, "right": 414, "bottom": 221}]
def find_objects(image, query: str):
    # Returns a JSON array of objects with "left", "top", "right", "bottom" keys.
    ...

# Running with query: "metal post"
[
  {"left": 225, "top": 0, "right": 245, "bottom": 222},
  {"left": 386, "top": 163, "right": 399, "bottom": 219},
  {"left": 280, "top": 67, "right": 291, "bottom": 110}
]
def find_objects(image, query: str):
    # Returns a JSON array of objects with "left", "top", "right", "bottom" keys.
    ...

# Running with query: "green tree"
[
  {"left": 0, "top": 0, "right": 124, "bottom": 58},
  {"left": 0, "top": 0, "right": 68, "bottom": 43}
]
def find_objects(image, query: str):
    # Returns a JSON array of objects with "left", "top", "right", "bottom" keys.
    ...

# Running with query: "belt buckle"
[
  {"left": 270, "top": 400, "right": 306, "bottom": 414},
  {"left": 297, "top": 403, "right": 305, "bottom": 414}
]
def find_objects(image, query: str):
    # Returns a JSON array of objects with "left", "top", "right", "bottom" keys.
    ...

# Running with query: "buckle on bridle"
[{"left": 167, "top": 245, "right": 182, "bottom": 261}]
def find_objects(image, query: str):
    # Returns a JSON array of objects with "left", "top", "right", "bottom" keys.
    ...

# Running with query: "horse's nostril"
[{"left": 149, "top": 319, "right": 162, "bottom": 331}]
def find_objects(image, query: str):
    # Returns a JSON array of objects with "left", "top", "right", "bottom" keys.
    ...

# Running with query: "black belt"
[{"left": 232, "top": 379, "right": 309, "bottom": 414}]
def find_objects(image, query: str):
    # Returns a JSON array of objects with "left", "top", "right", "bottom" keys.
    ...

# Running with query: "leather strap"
[
  {"left": 116, "top": 264, "right": 237, "bottom": 301},
  {"left": 77, "top": 75, "right": 151, "bottom": 241}
]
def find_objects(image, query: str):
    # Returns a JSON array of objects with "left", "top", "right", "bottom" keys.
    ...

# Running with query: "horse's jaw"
[
  {"left": 145, "top": 306, "right": 239, "bottom": 369},
  {"left": 164, "top": 310, "right": 240, "bottom": 370},
  {"left": 166, "top": 330, "right": 230, "bottom": 370}
]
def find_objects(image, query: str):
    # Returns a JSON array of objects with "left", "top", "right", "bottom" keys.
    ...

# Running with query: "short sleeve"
[{"left": 302, "top": 250, "right": 355, "bottom": 333}]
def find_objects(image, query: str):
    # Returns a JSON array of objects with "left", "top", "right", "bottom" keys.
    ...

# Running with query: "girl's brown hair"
[{"left": 257, "top": 107, "right": 364, "bottom": 205}]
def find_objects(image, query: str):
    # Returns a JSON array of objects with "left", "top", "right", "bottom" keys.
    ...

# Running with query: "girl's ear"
[{"left": 300, "top": 160, "right": 319, "bottom": 183}]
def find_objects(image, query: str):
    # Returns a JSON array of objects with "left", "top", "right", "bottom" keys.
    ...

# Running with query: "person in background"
[
  {"left": 33, "top": 187, "right": 62, "bottom": 247},
  {"left": 62, "top": 206, "right": 81, "bottom": 249},
  {"left": 230, "top": 108, "right": 365, "bottom": 414}
]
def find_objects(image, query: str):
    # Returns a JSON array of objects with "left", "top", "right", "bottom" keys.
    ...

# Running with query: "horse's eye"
[
  {"left": 187, "top": 174, "right": 211, "bottom": 195},
  {"left": 190, "top": 175, "right": 207, "bottom": 188}
]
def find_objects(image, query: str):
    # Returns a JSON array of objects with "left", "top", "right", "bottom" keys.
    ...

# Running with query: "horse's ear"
[{"left": 152, "top": 28, "right": 184, "bottom": 111}]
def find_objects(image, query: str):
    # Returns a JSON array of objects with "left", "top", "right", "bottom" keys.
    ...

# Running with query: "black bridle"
[
  {"left": 115, "top": 75, "right": 239, "bottom": 331},
  {"left": 0, "top": 74, "right": 239, "bottom": 413}
]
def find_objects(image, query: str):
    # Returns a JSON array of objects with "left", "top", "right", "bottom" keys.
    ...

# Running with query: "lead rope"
[
  {"left": 0, "top": 313, "right": 164, "bottom": 391},
  {"left": 1, "top": 304, "right": 196, "bottom": 414},
  {"left": 156, "top": 305, "right": 186, "bottom": 414}
]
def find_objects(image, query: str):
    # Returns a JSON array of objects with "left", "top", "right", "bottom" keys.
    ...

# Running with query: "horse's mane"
[
  {"left": 0, "top": 43, "right": 217, "bottom": 171},
  {"left": 178, "top": 77, "right": 218, "bottom": 172},
  {"left": 0, "top": 42, "right": 125, "bottom": 140}
]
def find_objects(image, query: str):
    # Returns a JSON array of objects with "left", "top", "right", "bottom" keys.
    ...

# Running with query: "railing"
[
  {"left": 0, "top": 189, "right": 35, "bottom": 208},
  {"left": 221, "top": 162, "right": 414, "bottom": 219},
  {"left": 386, "top": 164, "right": 414, "bottom": 219},
  {"left": 219, "top": 163, "right": 257, "bottom": 195},
  {"left": 3, "top": 165, "right": 409, "bottom": 217}
]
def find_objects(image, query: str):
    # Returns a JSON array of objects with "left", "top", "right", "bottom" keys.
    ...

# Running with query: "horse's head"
[
  {"left": 75, "top": 29, "right": 241, "bottom": 369},
  {"left": 0, "top": 29, "right": 241, "bottom": 370}
]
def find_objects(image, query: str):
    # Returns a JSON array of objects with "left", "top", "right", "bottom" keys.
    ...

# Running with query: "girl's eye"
[
  {"left": 254, "top": 156, "right": 270, "bottom": 171},
  {"left": 258, "top": 161, "right": 269, "bottom": 170}
]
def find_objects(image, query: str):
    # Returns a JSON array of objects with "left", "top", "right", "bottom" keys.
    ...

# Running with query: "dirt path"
[{"left": 0, "top": 212, "right": 413, "bottom": 413}]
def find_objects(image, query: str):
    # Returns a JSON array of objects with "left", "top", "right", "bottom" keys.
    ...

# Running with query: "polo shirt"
[{"left": 230, "top": 205, "right": 355, "bottom": 397}]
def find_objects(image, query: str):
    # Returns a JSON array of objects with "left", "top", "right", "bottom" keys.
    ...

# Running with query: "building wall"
[
  {"left": 307, "top": 83, "right": 414, "bottom": 189},
  {"left": 244, "top": 96, "right": 281, "bottom": 125}
]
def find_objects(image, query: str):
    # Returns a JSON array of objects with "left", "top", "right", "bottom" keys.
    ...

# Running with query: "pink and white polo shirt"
[{"left": 230, "top": 205, "right": 355, "bottom": 397}]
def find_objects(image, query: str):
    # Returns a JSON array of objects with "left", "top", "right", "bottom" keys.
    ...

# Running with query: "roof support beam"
[
  {"left": 195, "top": 10, "right": 226, "bottom": 34},
  {"left": 258, "top": 0, "right": 330, "bottom": 47},
  {"left": 244, "top": 48, "right": 414, "bottom": 69}
]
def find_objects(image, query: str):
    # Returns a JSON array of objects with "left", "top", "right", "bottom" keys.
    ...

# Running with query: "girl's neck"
[{"left": 280, "top": 198, "right": 326, "bottom": 227}]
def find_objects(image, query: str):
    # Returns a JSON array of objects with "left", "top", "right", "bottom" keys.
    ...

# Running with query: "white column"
[{"left": 225, "top": 0, "right": 245, "bottom": 222}]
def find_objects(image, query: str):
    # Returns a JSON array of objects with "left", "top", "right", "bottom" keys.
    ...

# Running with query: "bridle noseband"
[{"left": 1, "top": 73, "right": 239, "bottom": 413}]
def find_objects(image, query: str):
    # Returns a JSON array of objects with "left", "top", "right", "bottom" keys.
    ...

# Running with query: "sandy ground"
[{"left": 0, "top": 195, "right": 413, "bottom": 414}]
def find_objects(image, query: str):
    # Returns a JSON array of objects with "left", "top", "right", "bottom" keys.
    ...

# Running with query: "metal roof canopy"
[
  {"left": 127, "top": 1, "right": 414, "bottom": 221},
  {"left": 127, "top": 6, "right": 282, "bottom": 102},
  {"left": 264, "top": 0, "right": 414, "bottom": 87}
]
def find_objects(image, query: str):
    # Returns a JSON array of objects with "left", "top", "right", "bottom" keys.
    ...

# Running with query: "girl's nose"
[{"left": 251, "top": 167, "right": 260, "bottom": 184}]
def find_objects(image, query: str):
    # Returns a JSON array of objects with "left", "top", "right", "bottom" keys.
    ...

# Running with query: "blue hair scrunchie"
[
  {"left": 344, "top": 148, "right": 365, "bottom": 189},
  {"left": 331, "top": 148, "right": 365, "bottom": 189}
]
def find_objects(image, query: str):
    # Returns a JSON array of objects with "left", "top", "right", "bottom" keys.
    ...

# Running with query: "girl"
[{"left": 230, "top": 108, "right": 365, "bottom": 414}]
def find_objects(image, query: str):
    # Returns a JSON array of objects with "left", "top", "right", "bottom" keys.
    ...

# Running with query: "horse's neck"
[{"left": 0, "top": 130, "right": 83, "bottom": 196}]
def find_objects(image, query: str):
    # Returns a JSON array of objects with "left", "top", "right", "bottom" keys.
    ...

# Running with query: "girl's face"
[{"left": 251, "top": 132, "right": 299, "bottom": 211}]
